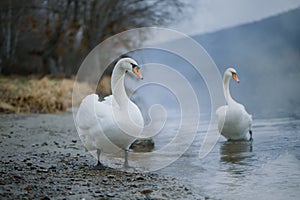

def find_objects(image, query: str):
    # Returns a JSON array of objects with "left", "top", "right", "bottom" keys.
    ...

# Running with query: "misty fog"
[{"left": 128, "top": 8, "right": 300, "bottom": 120}]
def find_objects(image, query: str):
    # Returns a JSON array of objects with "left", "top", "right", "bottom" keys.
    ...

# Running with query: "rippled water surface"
[{"left": 154, "top": 117, "right": 300, "bottom": 199}]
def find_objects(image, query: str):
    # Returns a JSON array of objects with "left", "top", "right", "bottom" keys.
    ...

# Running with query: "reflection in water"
[
  {"left": 159, "top": 118, "right": 300, "bottom": 200},
  {"left": 218, "top": 140, "right": 255, "bottom": 185},
  {"left": 220, "top": 140, "right": 253, "bottom": 164}
]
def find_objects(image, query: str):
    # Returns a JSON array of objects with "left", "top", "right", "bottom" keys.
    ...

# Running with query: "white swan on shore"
[
  {"left": 75, "top": 58, "right": 144, "bottom": 169},
  {"left": 216, "top": 68, "right": 253, "bottom": 141}
]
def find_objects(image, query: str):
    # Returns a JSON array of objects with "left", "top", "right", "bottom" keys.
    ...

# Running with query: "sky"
[{"left": 170, "top": 0, "right": 300, "bottom": 36}]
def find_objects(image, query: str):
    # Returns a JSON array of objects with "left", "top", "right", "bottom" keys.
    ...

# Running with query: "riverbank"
[
  {"left": 0, "top": 76, "right": 93, "bottom": 114},
  {"left": 0, "top": 112, "right": 205, "bottom": 199}
]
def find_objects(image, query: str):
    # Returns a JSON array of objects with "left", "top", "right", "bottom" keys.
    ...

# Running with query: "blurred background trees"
[{"left": 0, "top": 0, "right": 188, "bottom": 76}]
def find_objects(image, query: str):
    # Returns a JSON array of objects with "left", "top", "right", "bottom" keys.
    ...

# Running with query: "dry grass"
[{"left": 0, "top": 76, "right": 93, "bottom": 114}]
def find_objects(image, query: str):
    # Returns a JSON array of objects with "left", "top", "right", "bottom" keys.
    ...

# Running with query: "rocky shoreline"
[{"left": 0, "top": 112, "right": 206, "bottom": 199}]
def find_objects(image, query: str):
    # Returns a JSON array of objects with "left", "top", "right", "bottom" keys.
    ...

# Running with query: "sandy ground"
[{"left": 0, "top": 111, "right": 206, "bottom": 200}]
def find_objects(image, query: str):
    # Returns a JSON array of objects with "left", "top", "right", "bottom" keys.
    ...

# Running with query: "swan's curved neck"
[
  {"left": 223, "top": 75, "right": 236, "bottom": 105},
  {"left": 111, "top": 63, "right": 130, "bottom": 107}
]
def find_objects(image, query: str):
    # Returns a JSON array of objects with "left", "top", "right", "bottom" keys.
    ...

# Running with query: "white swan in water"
[
  {"left": 216, "top": 68, "right": 253, "bottom": 141},
  {"left": 76, "top": 58, "right": 144, "bottom": 169}
]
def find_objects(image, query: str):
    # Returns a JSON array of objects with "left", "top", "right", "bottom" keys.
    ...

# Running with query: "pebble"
[
  {"left": 40, "top": 196, "right": 51, "bottom": 200},
  {"left": 41, "top": 142, "right": 48, "bottom": 146},
  {"left": 106, "top": 174, "right": 116, "bottom": 179},
  {"left": 140, "top": 189, "right": 153, "bottom": 195},
  {"left": 24, "top": 185, "right": 33, "bottom": 191},
  {"left": 135, "top": 175, "right": 145, "bottom": 181},
  {"left": 106, "top": 192, "right": 115, "bottom": 197},
  {"left": 102, "top": 178, "right": 108, "bottom": 183},
  {"left": 0, "top": 114, "right": 205, "bottom": 200}
]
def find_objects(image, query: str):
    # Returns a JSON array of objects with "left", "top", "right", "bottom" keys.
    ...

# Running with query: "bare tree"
[
  {"left": 0, "top": 0, "right": 188, "bottom": 75},
  {"left": 0, "top": 0, "right": 27, "bottom": 73}
]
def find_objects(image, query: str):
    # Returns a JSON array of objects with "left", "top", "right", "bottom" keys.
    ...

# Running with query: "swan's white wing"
[
  {"left": 96, "top": 99, "right": 142, "bottom": 149},
  {"left": 216, "top": 105, "right": 228, "bottom": 118},
  {"left": 76, "top": 94, "right": 100, "bottom": 151},
  {"left": 76, "top": 93, "right": 142, "bottom": 152},
  {"left": 240, "top": 107, "right": 253, "bottom": 130},
  {"left": 76, "top": 94, "right": 99, "bottom": 130},
  {"left": 216, "top": 103, "right": 252, "bottom": 140},
  {"left": 76, "top": 94, "right": 117, "bottom": 152},
  {"left": 216, "top": 105, "right": 228, "bottom": 134},
  {"left": 236, "top": 103, "right": 252, "bottom": 130}
]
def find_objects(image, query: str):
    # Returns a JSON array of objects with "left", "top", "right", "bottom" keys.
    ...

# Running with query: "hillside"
[{"left": 193, "top": 7, "right": 300, "bottom": 118}]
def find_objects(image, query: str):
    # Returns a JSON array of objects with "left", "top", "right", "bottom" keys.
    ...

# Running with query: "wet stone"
[
  {"left": 102, "top": 179, "right": 109, "bottom": 184},
  {"left": 106, "top": 192, "right": 115, "bottom": 197},
  {"left": 130, "top": 138, "right": 155, "bottom": 152},
  {"left": 53, "top": 141, "right": 59, "bottom": 146},
  {"left": 106, "top": 174, "right": 115, "bottom": 179},
  {"left": 40, "top": 196, "right": 51, "bottom": 200},
  {"left": 130, "top": 184, "right": 138, "bottom": 188},
  {"left": 135, "top": 175, "right": 145, "bottom": 181},
  {"left": 30, "top": 166, "right": 36, "bottom": 170},
  {"left": 41, "top": 142, "right": 48, "bottom": 146},
  {"left": 48, "top": 165, "right": 56, "bottom": 170},
  {"left": 24, "top": 185, "right": 33, "bottom": 191},
  {"left": 37, "top": 168, "right": 49, "bottom": 173},
  {"left": 65, "top": 186, "right": 72, "bottom": 190},
  {"left": 0, "top": 113, "right": 204, "bottom": 199},
  {"left": 140, "top": 189, "right": 153, "bottom": 195}
]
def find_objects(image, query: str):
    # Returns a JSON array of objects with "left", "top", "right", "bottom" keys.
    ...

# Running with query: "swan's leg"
[
  {"left": 249, "top": 130, "right": 253, "bottom": 142},
  {"left": 124, "top": 149, "right": 129, "bottom": 168},
  {"left": 93, "top": 149, "right": 106, "bottom": 170}
]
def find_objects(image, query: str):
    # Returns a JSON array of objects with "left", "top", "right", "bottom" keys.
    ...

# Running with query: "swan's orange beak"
[
  {"left": 232, "top": 73, "right": 240, "bottom": 83},
  {"left": 133, "top": 66, "right": 143, "bottom": 79}
]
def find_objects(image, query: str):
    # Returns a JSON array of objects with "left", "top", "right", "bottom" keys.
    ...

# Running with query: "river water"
[{"left": 154, "top": 116, "right": 300, "bottom": 199}]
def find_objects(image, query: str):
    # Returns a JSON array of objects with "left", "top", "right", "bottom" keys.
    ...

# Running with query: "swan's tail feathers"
[
  {"left": 249, "top": 130, "right": 253, "bottom": 142},
  {"left": 249, "top": 114, "right": 253, "bottom": 125},
  {"left": 76, "top": 94, "right": 99, "bottom": 129}
]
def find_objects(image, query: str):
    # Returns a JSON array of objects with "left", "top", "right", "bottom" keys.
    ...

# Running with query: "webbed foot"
[{"left": 93, "top": 161, "right": 108, "bottom": 170}]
